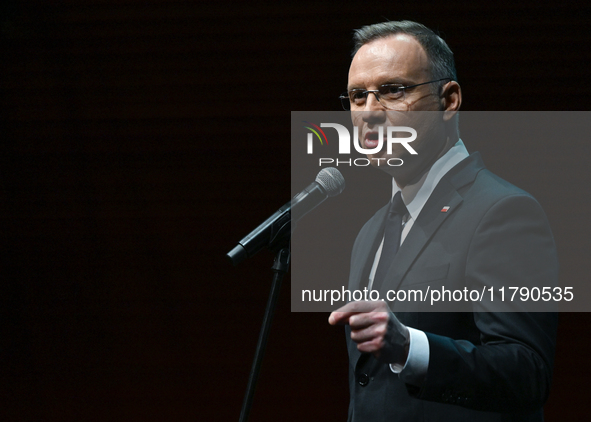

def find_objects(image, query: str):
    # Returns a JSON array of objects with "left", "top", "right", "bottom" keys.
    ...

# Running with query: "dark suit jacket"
[{"left": 346, "top": 153, "right": 558, "bottom": 422}]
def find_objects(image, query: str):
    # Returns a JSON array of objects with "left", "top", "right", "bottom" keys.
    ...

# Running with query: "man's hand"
[{"left": 329, "top": 300, "right": 410, "bottom": 365}]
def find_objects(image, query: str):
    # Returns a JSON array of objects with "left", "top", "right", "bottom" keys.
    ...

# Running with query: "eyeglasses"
[{"left": 339, "top": 78, "right": 451, "bottom": 110}]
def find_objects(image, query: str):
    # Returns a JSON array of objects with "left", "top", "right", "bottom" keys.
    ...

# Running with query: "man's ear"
[{"left": 441, "top": 81, "right": 462, "bottom": 122}]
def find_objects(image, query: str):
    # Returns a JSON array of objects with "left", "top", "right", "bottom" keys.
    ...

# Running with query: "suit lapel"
[
  {"left": 384, "top": 185, "right": 463, "bottom": 293},
  {"left": 380, "top": 153, "right": 486, "bottom": 294}
]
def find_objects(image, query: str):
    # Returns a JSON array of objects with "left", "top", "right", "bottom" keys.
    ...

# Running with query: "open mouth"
[{"left": 364, "top": 131, "right": 382, "bottom": 149}]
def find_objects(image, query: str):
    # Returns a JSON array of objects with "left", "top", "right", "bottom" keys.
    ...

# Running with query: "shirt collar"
[{"left": 392, "top": 139, "right": 469, "bottom": 221}]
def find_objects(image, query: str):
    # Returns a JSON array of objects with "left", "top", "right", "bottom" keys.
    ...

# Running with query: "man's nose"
[
  {"left": 364, "top": 92, "right": 383, "bottom": 110},
  {"left": 362, "top": 92, "right": 387, "bottom": 123}
]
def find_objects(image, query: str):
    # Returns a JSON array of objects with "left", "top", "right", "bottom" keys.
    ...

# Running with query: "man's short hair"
[{"left": 352, "top": 20, "right": 457, "bottom": 84}]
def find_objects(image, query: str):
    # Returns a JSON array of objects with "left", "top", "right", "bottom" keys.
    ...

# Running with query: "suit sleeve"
[{"left": 408, "top": 194, "right": 559, "bottom": 412}]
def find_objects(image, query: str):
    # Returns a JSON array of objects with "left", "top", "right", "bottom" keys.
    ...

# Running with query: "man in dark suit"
[{"left": 329, "top": 21, "right": 558, "bottom": 421}]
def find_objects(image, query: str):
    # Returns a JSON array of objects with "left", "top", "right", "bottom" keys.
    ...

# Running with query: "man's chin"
[
  {"left": 365, "top": 154, "right": 398, "bottom": 177},
  {"left": 365, "top": 153, "right": 420, "bottom": 185},
  {"left": 367, "top": 153, "right": 404, "bottom": 168}
]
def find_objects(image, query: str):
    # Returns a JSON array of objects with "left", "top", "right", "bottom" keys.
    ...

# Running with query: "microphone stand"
[{"left": 238, "top": 243, "right": 290, "bottom": 422}]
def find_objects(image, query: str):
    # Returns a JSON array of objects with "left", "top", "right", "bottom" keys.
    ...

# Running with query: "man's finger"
[
  {"left": 349, "top": 311, "right": 389, "bottom": 329},
  {"left": 328, "top": 310, "right": 355, "bottom": 325},
  {"left": 350, "top": 324, "right": 385, "bottom": 343},
  {"left": 336, "top": 300, "right": 388, "bottom": 313},
  {"left": 328, "top": 300, "right": 388, "bottom": 325}
]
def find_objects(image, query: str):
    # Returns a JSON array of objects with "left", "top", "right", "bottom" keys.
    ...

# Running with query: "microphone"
[{"left": 227, "top": 167, "right": 345, "bottom": 265}]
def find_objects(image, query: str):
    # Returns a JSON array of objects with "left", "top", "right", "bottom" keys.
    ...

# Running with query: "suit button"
[{"left": 358, "top": 373, "right": 369, "bottom": 386}]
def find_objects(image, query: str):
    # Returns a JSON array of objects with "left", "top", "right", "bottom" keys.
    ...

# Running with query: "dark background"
[{"left": 1, "top": 1, "right": 590, "bottom": 421}]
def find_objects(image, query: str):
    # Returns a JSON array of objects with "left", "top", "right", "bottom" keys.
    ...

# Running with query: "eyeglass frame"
[{"left": 339, "top": 78, "right": 452, "bottom": 110}]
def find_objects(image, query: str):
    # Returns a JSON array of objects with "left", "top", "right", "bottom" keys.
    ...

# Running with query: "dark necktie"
[{"left": 372, "top": 191, "right": 407, "bottom": 293}]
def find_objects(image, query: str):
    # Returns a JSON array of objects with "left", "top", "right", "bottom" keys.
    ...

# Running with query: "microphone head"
[{"left": 315, "top": 167, "right": 345, "bottom": 197}]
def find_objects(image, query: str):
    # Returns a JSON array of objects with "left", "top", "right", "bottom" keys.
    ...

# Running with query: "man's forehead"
[
  {"left": 362, "top": 33, "right": 421, "bottom": 55},
  {"left": 348, "top": 34, "right": 430, "bottom": 86}
]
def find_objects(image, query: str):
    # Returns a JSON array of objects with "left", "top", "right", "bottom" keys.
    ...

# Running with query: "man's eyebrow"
[
  {"left": 382, "top": 79, "right": 413, "bottom": 86},
  {"left": 347, "top": 79, "right": 412, "bottom": 91}
]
